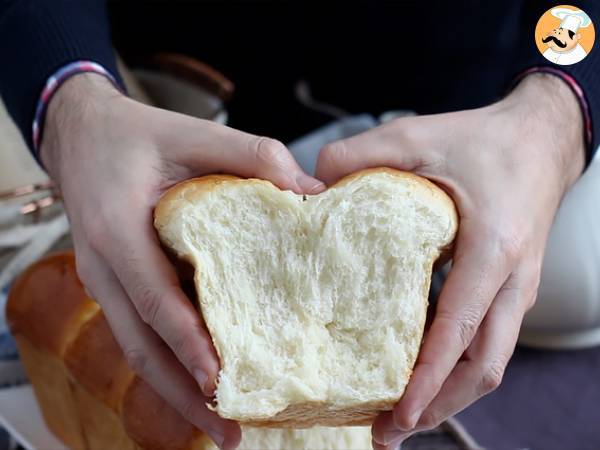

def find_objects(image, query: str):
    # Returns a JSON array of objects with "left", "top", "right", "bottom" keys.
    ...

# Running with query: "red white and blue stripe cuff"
[{"left": 32, "top": 60, "right": 122, "bottom": 153}]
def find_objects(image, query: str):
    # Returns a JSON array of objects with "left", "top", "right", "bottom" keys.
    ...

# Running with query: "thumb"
[
  {"left": 295, "top": 171, "right": 327, "bottom": 194},
  {"left": 168, "top": 117, "right": 325, "bottom": 194},
  {"left": 241, "top": 134, "right": 325, "bottom": 194},
  {"left": 315, "top": 121, "right": 425, "bottom": 185}
]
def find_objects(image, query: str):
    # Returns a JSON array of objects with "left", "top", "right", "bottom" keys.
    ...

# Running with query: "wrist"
[
  {"left": 40, "top": 72, "right": 124, "bottom": 182},
  {"left": 494, "top": 73, "right": 584, "bottom": 193}
]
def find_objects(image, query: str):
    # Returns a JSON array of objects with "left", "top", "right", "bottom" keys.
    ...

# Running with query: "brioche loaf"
[
  {"left": 154, "top": 168, "right": 458, "bottom": 427},
  {"left": 7, "top": 253, "right": 206, "bottom": 450},
  {"left": 7, "top": 252, "right": 373, "bottom": 449},
  {"left": 7, "top": 254, "right": 100, "bottom": 450}
]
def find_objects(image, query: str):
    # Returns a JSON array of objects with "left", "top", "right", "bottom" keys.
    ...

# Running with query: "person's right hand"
[{"left": 40, "top": 73, "right": 325, "bottom": 450}]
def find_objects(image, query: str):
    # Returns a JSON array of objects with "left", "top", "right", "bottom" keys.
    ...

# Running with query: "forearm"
[
  {"left": 0, "top": 0, "right": 122, "bottom": 151},
  {"left": 41, "top": 73, "right": 123, "bottom": 182},
  {"left": 499, "top": 73, "right": 585, "bottom": 193}
]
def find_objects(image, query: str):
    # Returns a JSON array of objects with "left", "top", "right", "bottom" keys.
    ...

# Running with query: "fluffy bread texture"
[
  {"left": 155, "top": 168, "right": 458, "bottom": 427},
  {"left": 204, "top": 426, "right": 371, "bottom": 450}
]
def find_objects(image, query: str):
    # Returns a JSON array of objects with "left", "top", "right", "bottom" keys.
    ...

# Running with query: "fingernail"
[
  {"left": 194, "top": 369, "right": 209, "bottom": 394},
  {"left": 208, "top": 428, "right": 225, "bottom": 448},
  {"left": 394, "top": 409, "right": 419, "bottom": 432},
  {"left": 383, "top": 431, "right": 407, "bottom": 445},
  {"left": 295, "top": 173, "right": 326, "bottom": 194},
  {"left": 392, "top": 414, "right": 409, "bottom": 432}
]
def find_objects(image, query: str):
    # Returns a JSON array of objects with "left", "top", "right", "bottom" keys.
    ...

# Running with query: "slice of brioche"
[{"left": 154, "top": 168, "right": 458, "bottom": 427}]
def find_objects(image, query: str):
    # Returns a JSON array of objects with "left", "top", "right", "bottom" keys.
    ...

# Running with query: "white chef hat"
[{"left": 551, "top": 8, "right": 592, "bottom": 33}]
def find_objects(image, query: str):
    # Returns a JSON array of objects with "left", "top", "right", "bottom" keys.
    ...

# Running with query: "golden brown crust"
[
  {"left": 70, "top": 382, "right": 137, "bottom": 450},
  {"left": 121, "top": 377, "right": 204, "bottom": 450},
  {"left": 64, "top": 311, "right": 135, "bottom": 412},
  {"left": 154, "top": 168, "right": 458, "bottom": 244},
  {"left": 154, "top": 174, "right": 244, "bottom": 231},
  {"left": 13, "top": 335, "right": 88, "bottom": 450},
  {"left": 241, "top": 399, "right": 397, "bottom": 428},
  {"left": 7, "top": 251, "right": 100, "bottom": 355}
]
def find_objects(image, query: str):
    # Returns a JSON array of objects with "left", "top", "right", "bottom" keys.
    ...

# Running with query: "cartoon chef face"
[
  {"left": 537, "top": 7, "right": 593, "bottom": 66},
  {"left": 542, "top": 26, "right": 581, "bottom": 53}
]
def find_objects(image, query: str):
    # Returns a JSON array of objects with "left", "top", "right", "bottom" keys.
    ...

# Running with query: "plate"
[{"left": 0, "top": 385, "right": 67, "bottom": 450}]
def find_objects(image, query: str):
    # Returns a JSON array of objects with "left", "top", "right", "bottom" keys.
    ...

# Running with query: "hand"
[
  {"left": 314, "top": 74, "right": 585, "bottom": 449},
  {"left": 41, "top": 73, "right": 325, "bottom": 450}
]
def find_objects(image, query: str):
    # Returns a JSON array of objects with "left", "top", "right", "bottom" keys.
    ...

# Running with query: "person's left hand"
[{"left": 314, "top": 74, "right": 586, "bottom": 449}]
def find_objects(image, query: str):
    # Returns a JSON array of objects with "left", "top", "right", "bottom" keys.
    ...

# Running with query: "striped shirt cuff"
[{"left": 32, "top": 60, "right": 123, "bottom": 156}]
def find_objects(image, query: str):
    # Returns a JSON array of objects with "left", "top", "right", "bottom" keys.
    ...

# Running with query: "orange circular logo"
[{"left": 535, "top": 5, "right": 595, "bottom": 65}]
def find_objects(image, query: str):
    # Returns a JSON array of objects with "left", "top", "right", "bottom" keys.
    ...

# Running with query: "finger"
[
  {"left": 392, "top": 221, "right": 513, "bottom": 431},
  {"left": 414, "top": 280, "right": 524, "bottom": 431},
  {"left": 235, "top": 134, "right": 325, "bottom": 194},
  {"left": 80, "top": 248, "right": 241, "bottom": 449},
  {"left": 372, "top": 412, "right": 410, "bottom": 446},
  {"left": 163, "top": 116, "right": 325, "bottom": 194},
  {"left": 372, "top": 439, "right": 387, "bottom": 450},
  {"left": 372, "top": 440, "right": 388, "bottom": 450},
  {"left": 372, "top": 434, "right": 406, "bottom": 450},
  {"left": 94, "top": 216, "right": 222, "bottom": 398},
  {"left": 314, "top": 119, "right": 435, "bottom": 185}
]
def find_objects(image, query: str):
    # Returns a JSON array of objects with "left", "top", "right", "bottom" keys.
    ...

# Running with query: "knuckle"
[
  {"left": 170, "top": 324, "right": 204, "bottom": 367},
  {"left": 508, "top": 264, "right": 542, "bottom": 313},
  {"left": 387, "top": 119, "right": 415, "bottom": 146},
  {"left": 320, "top": 141, "right": 348, "bottom": 167},
  {"left": 254, "top": 137, "right": 288, "bottom": 164},
  {"left": 479, "top": 360, "right": 505, "bottom": 394},
  {"left": 456, "top": 313, "right": 479, "bottom": 349},
  {"left": 83, "top": 218, "right": 109, "bottom": 252},
  {"left": 495, "top": 228, "right": 524, "bottom": 263},
  {"left": 419, "top": 410, "right": 444, "bottom": 430},
  {"left": 124, "top": 348, "right": 148, "bottom": 375},
  {"left": 134, "top": 285, "right": 162, "bottom": 328},
  {"left": 439, "top": 306, "right": 482, "bottom": 350},
  {"left": 523, "top": 279, "right": 541, "bottom": 312},
  {"left": 525, "top": 265, "right": 542, "bottom": 300},
  {"left": 170, "top": 331, "right": 189, "bottom": 358},
  {"left": 477, "top": 221, "right": 523, "bottom": 264},
  {"left": 74, "top": 252, "right": 94, "bottom": 288},
  {"left": 177, "top": 397, "right": 201, "bottom": 425},
  {"left": 75, "top": 260, "right": 93, "bottom": 288},
  {"left": 524, "top": 289, "right": 539, "bottom": 312}
]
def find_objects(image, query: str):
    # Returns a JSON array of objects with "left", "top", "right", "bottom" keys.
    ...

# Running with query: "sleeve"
[
  {"left": 513, "top": 1, "right": 600, "bottom": 166},
  {"left": 0, "top": 0, "right": 125, "bottom": 151}
]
